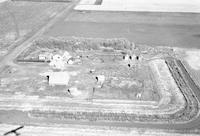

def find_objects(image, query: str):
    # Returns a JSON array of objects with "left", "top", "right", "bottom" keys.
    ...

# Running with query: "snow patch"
[
  {"left": 0, "top": 0, "right": 7, "bottom": 3},
  {"left": 75, "top": 0, "right": 200, "bottom": 13},
  {"left": 185, "top": 50, "right": 200, "bottom": 71}
]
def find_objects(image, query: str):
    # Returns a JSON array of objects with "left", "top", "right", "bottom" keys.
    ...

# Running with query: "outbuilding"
[{"left": 44, "top": 72, "right": 70, "bottom": 86}]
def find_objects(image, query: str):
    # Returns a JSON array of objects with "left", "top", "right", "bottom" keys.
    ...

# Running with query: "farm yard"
[
  {"left": 11, "top": 37, "right": 160, "bottom": 101},
  {"left": 0, "top": 37, "right": 198, "bottom": 126}
]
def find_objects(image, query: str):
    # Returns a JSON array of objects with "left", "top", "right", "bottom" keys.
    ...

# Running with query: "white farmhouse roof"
[
  {"left": 38, "top": 54, "right": 46, "bottom": 61},
  {"left": 53, "top": 54, "right": 63, "bottom": 61}
]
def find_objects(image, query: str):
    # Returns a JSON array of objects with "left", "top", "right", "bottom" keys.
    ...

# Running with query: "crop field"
[
  {"left": 0, "top": 1, "right": 68, "bottom": 58},
  {"left": 45, "top": 10, "right": 200, "bottom": 49}
]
